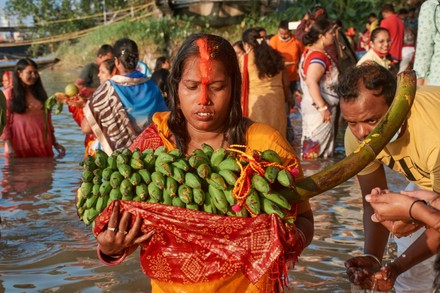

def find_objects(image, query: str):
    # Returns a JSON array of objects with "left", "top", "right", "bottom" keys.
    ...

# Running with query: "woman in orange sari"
[{"left": 94, "top": 33, "right": 314, "bottom": 292}]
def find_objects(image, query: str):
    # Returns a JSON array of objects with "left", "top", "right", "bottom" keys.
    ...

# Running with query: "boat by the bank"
[{"left": 0, "top": 56, "right": 60, "bottom": 76}]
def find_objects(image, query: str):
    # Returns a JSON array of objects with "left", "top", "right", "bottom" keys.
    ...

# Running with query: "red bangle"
[{"left": 97, "top": 245, "right": 127, "bottom": 266}]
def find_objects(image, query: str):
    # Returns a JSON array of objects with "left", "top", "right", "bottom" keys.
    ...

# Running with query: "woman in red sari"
[
  {"left": 94, "top": 34, "right": 314, "bottom": 292},
  {"left": 1, "top": 58, "right": 65, "bottom": 158}
]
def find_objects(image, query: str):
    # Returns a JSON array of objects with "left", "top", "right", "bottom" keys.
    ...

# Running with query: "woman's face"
[
  {"left": 98, "top": 63, "right": 112, "bottom": 84},
  {"left": 370, "top": 31, "right": 391, "bottom": 55},
  {"left": 162, "top": 60, "right": 171, "bottom": 70},
  {"left": 18, "top": 65, "right": 39, "bottom": 86},
  {"left": 3, "top": 71, "right": 12, "bottom": 88},
  {"left": 233, "top": 44, "right": 245, "bottom": 57},
  {"left": 178, "top": 55, "right": 232, "bottom": 134},
  {"left": 321, "top": 29, "right": 335, "bottom": 47}
]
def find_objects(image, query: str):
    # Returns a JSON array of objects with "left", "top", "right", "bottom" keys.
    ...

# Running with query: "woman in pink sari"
[{"left": 1, "top": 58, "right": 65, "bottom": 158}]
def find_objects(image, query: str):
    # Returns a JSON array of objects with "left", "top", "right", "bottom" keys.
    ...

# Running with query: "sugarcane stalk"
[{"left": 286, "top": 70, "right": 417, "bottom": 203}]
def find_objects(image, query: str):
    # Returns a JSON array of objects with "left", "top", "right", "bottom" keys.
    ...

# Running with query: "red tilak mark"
[{"left": 196, "top": 38, "right": 210, "bottom": 104}]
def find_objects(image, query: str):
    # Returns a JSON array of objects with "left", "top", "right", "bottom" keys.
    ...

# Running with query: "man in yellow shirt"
[{"left": 335, "top": 63, "right": 439, "bottom": 292}]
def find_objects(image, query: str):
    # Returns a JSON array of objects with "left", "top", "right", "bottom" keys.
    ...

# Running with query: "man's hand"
[
  {"left": 345, "top": 255, "right": 381, "bottom": 289},
  {"left": 380, "top": 220, "right": 423, "bottom": 238},
  {"left": 372, "top": 262, "right": 400, "bottom": 292}
]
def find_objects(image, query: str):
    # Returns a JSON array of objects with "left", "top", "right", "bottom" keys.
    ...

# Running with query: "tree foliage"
[{"left": 5, "top": 0, "right": 142, "bottom": 36}]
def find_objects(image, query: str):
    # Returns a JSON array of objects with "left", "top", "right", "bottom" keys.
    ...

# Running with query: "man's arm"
[{"left": 357, "top": 165, "right": 390, "bottom": 261}]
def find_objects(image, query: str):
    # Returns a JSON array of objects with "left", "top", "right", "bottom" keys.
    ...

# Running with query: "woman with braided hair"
[{"left": 81, "top": 38, "right": 168, "bottom": 155}]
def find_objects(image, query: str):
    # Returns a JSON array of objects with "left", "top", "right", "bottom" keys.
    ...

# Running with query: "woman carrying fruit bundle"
[
  {"left": 94, "top": 33, "right": 314, "bottom": 292},
  {"left": 81, "top": 38, "right": 169, "bottom": 155},
  {"left": 1, "top": 58, "right": 65, "bottom": 157}
]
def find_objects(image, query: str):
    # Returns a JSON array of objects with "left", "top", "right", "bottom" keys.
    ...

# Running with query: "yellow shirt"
[
  {"left": 345, "top": 86, "right": 440, "bottom": 192},
  {"left": 357, "top": 49, "right": 392, "bottom": 70}
]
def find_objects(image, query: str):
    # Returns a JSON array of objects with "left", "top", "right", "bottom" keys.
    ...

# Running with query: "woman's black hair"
[
  {"left": 154, "top": 56, "right": 168, "bottom": 72},
  {"left": 370, "top": 27, "right": 390, "bottom": 42},
  {"left": 233, "top": 40, "right": 245, "bottom": 52},
  {"left": 242, "top": 28, "right": 284, "bottom": 79},
  {"left": 12, "top": 58, "right": 48, "bottom": 113},
  {"left": 101, "top": 58, "right": 116, "bottom": 75},
  {"left": 302, "top": 18, "right": 334, "bottom": 46},
  {"left": 150, "top": 68, "right": 170, "bottom": 102},
  {"left": 167, "top": 33, "right": 251, "bottom": 154},
  {"left": 113, "top": 38, "right": 139, "bottom": 71}
]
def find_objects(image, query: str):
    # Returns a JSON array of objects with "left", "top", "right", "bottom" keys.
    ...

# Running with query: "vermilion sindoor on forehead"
[{"left": 196, "top": 38, "right": 211, "bottom": 104}]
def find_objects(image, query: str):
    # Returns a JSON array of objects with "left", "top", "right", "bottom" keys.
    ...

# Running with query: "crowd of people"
[{"left": 1, "top": 1, "right": 439, "bottom": 292}]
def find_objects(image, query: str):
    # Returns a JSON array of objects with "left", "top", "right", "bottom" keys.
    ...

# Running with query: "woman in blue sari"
[{"left": 82, "top": 38, "right": 169, "bottom": 155}]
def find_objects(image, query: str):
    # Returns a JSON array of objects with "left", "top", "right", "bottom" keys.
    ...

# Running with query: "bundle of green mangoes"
[{"left": 76, "top": 144, "right": 298, "bottom": 226}]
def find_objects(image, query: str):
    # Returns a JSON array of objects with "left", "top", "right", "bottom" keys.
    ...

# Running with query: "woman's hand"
[
  {"left": 320, "top": 108, "right": 331, "bottom": 123},
  {"left": 53, "top": 142, "right": 66, "bottom": 157},
  {"left": 4, "top": 139, "right": 16, "bottom": 157},
  {"left": 66, "top": 95, "right": 87, "bottom": 108},
  {"left": 401, "top": 190, "right": 440, "bottom": 207},
  {"left": 97, "top": 201, "right": 155, "bottom": 257},
  {"left": 380, "top": 220, "right": 423, "bottom": 238},
  {"left": 366, "top": 189, "right": 439, "bottom": 221}
]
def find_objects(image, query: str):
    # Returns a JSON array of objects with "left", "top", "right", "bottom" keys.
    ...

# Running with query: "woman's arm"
[
  {"left": 1, "top": 98, "right": 15, "bottom": 156},
  {"left": 295, "top": 209, "right": 314, "bottom": 246},
  {"left": 304, "top": 63, "right": 331, "bottom": 122},
  {"left": 81, "top": 117, "right": 92, "bottom": 134},
  {"left": 282, "top": 68, "right": 293, "bottom": 104},
  {"left": 366, "top": 189, "right": 440, "bottom": 232}
]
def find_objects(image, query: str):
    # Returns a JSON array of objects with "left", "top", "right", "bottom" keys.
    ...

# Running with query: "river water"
[{"left": 0, "top": 67, "right": 407, "bottom": 292}]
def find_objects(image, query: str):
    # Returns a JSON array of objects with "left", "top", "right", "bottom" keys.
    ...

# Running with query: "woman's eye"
[
  {"left": 210, "top": 85, "right": 224, "bottom": 91},
  {"left": 185, "top": 83, "right": 198, "bottom": 90}
]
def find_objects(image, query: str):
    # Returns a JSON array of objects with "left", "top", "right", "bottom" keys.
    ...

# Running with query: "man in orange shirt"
[{"left": 269, "top": 20, "right": 304, "bottom": 95}]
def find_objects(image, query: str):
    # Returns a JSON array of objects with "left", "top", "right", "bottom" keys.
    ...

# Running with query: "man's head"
[
  {"left": 278, "top": 20, "right": 291, "bottom": 41},
  {"left": 398, "top": 8, "right": 409, "bottom": 20},
  {"left": 255, "top": 27, "right": 267, "bottom": 41},
  {"left": 335, "top": 63, "right": 397, "bottom": 140},
  {"left": 381, "top": 4, "right": 395, "bottom": 18},
  {"left": 96, "top": 44, "right": 114, "bottom": 65},
  {"left": 368, "top": 12, "right": 377, "bottom": 23}
]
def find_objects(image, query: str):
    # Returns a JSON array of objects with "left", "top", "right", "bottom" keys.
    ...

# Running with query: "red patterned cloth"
[
  {"left": 129, "top": 123, "right": 164, "bottom": 151},
  {"left": 94, "top": 200, "right": 305, "bottom": 288}
]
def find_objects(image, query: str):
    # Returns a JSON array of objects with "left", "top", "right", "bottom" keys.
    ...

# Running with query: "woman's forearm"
[
  {"left": 305, "top": 81, "right": 326, "bottom": 108},
  {"left": 411, "top": 201, "right": 440, "bottom": 232},
  {"left": 295, "top": 209, "right": 314, "bottom": 247}
]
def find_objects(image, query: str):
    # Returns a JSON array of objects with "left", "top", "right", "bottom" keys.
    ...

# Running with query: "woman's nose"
[{"left": 198, "top": 86, "right": 210, "bottom": 105}]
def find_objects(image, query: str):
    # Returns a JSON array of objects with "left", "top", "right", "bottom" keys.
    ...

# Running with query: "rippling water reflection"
[{"left": 0, "top": 68, "right": 406, "bottom": 292}]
